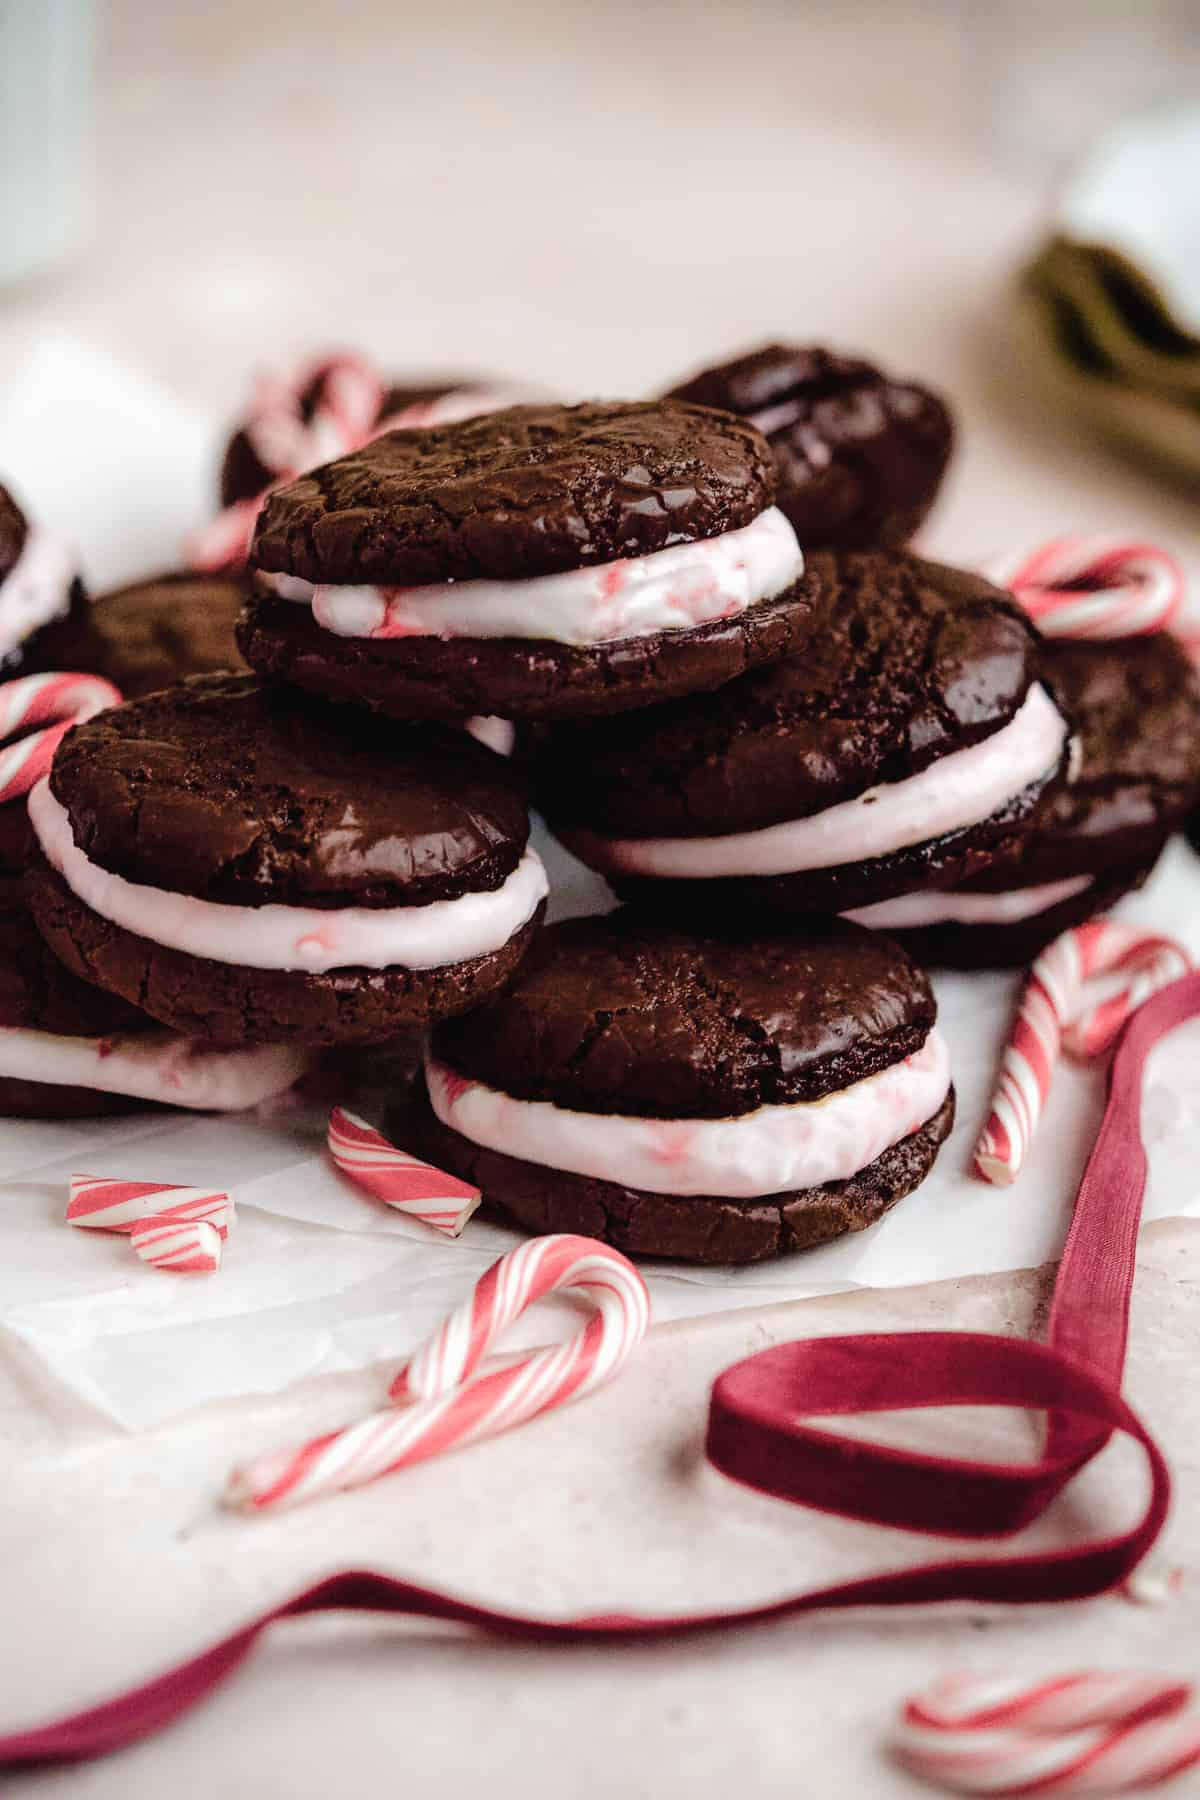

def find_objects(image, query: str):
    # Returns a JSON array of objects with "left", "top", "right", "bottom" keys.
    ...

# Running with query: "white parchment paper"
[{"left": 1, "top": 335, "right": 1198, "bottom": 1430}]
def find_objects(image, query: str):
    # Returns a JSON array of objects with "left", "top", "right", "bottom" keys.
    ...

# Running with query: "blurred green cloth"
[{"left": 1021, "top": 235, "right": 1200, "bottom": 478}]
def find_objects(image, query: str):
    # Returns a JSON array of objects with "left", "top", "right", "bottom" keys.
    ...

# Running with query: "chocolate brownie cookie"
[
  {"left": 26, "top": 673, "right": 547, "bottom": 1046},
  {"left": 533, "top": 550, "right": 1072, "bottom": 916},
  {"left": 221, "top": 361, "right": 537, "bottom": 507},
  {"left": 848, "top": 632, "right": 1200, "bottom": 965},
  {"left": 0, "top": 483, "right": 88, "bottom": 677},
  {"left": 240, "top": 401, "right": 818, "bottom": 719},
  {"left": 664, "top": 344, "right": 954, "bottom": 549},
  {"left": 52, "top": 569, "right": 249, "bottom": 699},
  {"left": 393, "top": 913, "right": 955, "bottom": 1264}
]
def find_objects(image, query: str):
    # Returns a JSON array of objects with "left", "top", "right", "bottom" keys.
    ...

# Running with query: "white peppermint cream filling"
[
  {"left": 30, "top": 779, "right": 548, "bottom": 974},
  {"left": 464, "top": 715, "right": 516, "bottom": 757},
  {"left": 0, "top": 528, "right": 77, "bottom": 655},
  {"left": 0, "top": 1026, "right": 309, "bottom": 1110},
  {"left": 844, "top": 874, "right": 1094, "bottom": 930},
  {"left": 259, "top": 506, "right": 803, "bottom": 648},
  {"left": 564, "top": 684, "right": 1069, "bottom": 881},
  {"left": 426, "top": 1029, "right": 951, "bottom": 1200}
]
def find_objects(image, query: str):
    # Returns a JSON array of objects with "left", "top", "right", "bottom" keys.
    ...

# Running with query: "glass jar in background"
[{"left": 0, "top": 0, "right": 96, "bottom": 286}]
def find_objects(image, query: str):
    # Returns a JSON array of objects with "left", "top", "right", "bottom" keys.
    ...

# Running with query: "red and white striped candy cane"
[
  {"left": 0, "top": 672, "right": 121, "bottom": 806},
  {"left": 131, "top": 1216, "right": 223, "bottom": 1274},
  {"left": 974, "top": 920, "right": 1191, "bottom": 1185},
  {"left": 184, "top": 496, "right": 264, "bottom": 574},
  {"left": 327, "top": 1106, "right": 481, "bottom": 1237},
  {"left": 226, "top": 1233, "right": 650, "bottom": 1511},
  {"left": 892, "top": 1668, "right": 1200, "bottom": 1795},
  {"left": 187, "top": 352, "right": 385, "bottom": 571},
  {"left": 243, "top": 351, "right": 385, "bottom": 477},
  {"left": 985, "top": 537, "right": 1185, "bottom": 640},
  {"left": 67, "top": 1174, "right": 234, "bottom": 1237},
  {"left": 303, "top": 353, "right": 385, "bottom": 461}
]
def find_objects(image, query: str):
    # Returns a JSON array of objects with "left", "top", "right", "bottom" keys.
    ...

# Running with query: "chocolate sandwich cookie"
[
  {"left": 221, "top": 362, "right": 534, "bottom": 507},
  {"left": 0, "top": 483, "right": 88, "bottom": 677},
  {"left": 847, "top": 633, "right": 1200, "bottom": 966},
  {"left": 395, "top": 912, "right": 955, "bottom": 1264},
  {"left": 26, "top": 673, "right": 547, "bottom": 1046},
  {"left": 53, "top": 569, "right": 249, "bottom": 699},
  {"left": 533, "top": 550, "right": 1073, "bottom": 917},
  {"left": 663, "top": 344, "right": 953, "bottom": 549},
  {"left": 0, "top": 814, "right": 309, "bottom": 1117},
  {"left": 240, "top": 401, "right": 817, "bottom": 720}
]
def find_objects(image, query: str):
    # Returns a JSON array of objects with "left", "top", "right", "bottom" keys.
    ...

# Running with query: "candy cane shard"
[
  {"left": 892, "top": 1668, "right": 1200, "bottom": 1795},
  {"left": 326, "top": 1106, "right": 481, "bottom": 1237},
  {"left": 985, "top": 536, "right": 1185, "bottom": 640},
  {"left": 131, "top": 1216, "right": 223, "bottom": 1274},
  {"left": 226, "top": 1234, "right": 650, "bottom": 1512},
  {"left": 0, "top": 672, "right": 122, "bottom": 806},
  {"left": 67, "top": 1175, "right": 234, "bottom": 1237},
  {"left": 974, "top": 921, "right": 1191, "bottom": 1185}
]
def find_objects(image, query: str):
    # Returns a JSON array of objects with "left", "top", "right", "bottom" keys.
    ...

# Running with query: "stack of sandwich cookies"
[
  {"left": 851, "top": 633, "right": 1200, "bottom": 965},
  {"left": 663, "top": 343, "right": 954, "bottom": 549},
  {"left": 534, "top": 551, "right": 1072, "bottom": 917},
  {"left": 240, "top": 401, "right": 815, "bottom": 720},
  {"left": 397, "top": 913, "right": 955, "bottom": 1265},
  {"left": 0, "top": 483, "right": 88, "bottom": 678},
  {"left": 26, "top": 674, "right": 547, "bottom": 1045}
]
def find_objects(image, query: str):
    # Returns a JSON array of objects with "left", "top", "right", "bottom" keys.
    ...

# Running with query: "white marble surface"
[{"left": 2, "top": 4, "right": 1199, "bottom": 1795}]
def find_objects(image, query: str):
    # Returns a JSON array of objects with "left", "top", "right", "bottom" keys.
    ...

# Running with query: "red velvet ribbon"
[{"left": 3, "top": 973, "right": 1196, "bottom": 1768}]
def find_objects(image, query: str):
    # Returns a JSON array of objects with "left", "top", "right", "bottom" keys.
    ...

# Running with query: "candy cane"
[
  {"left": 892, "top": 1668, "right": 1200, "bottom": 1795},
  {"left": 131, "top": 1216, "right": 223, "bottom": 1274},
  {"left": 184, "top": 496, "right": 264, "bottom": 574},
  {"left": 0, "top": 672, "right": 122, "bottom": 806},
  {"left": 67, "top": 1174, "right": 234, "bottom": 1237},
  {"left": 974, "top": 920, "right": 1191, "bottom": 1185},
  {"left": 984, "top": 537, "right": 1185, "bottom": 639},
  {"left": 187, "top": 352, "right": 385, "bottom": 571},
  {"left": 326, "top": 1106, "right": 481, "bottom": 1237},
  {"left": 226, "top": 1234, "right": 650, "bottom": 1511},
  {"left": 243, "top": 351, "right": 385, "bottom": 478},
  {"left": 307, "top": 355, "right": 385, "bottom": 455}
]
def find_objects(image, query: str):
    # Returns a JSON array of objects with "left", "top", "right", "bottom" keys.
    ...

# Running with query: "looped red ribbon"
[{"left": 3, "top": 973, "right": 1195, "bottom": 1767}]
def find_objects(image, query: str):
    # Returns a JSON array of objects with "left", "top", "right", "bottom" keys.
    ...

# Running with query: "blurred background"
[{"left": 2, "top": 0, "right": 1199, "bottom": 559}]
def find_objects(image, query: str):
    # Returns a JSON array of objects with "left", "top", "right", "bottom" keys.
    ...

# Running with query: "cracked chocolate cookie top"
[
  {"left": 532, "top": 550, "right": 1045, "bottom": 838},
  {"left": 47, "top": 673, "right": 531, "bottom": 907},
  {"left": 58, "top": 569, "right": 250, "bottom": 699},
  {"left": 432, "top": 911, "right": 936, "bottom": 1119},
  {"left": 250, "top": 400, "right": 776, "bottom": 586},
  {"left": 0, "top": 484, "right": 28, "bottom": 584},
  {"left": 664, "top": 343, "right": 953, "bottom": 549}
]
